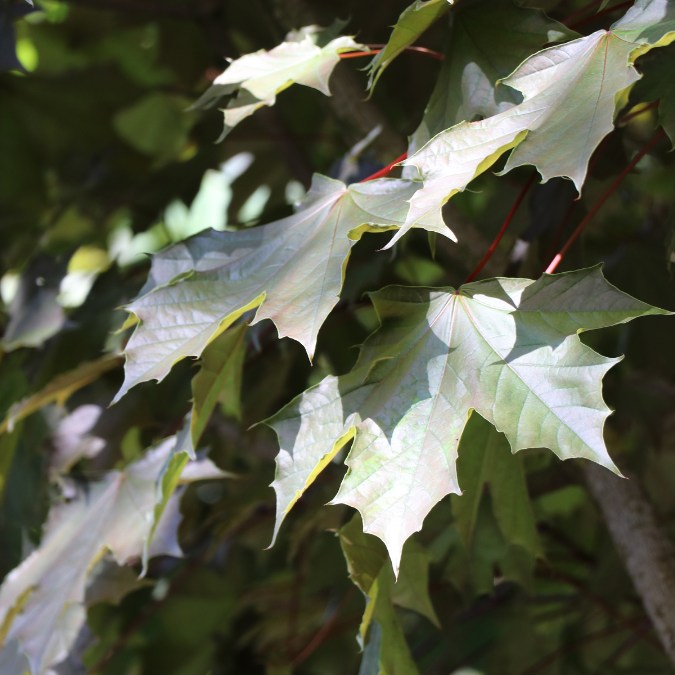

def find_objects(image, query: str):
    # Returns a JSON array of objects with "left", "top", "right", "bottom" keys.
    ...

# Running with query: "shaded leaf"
[
  {"left": 339, "top": 514, "right": 420, "bottom": 675},
  {"left": 115, "top": 175, "right": 449, "bottom": 401},
  {"left": 2, "top": 262, "right": 65, "bottom": 351},
  {"left": 367, "top": 0, "right": 451, "bottom": 89},
  {"left": 392, "top": 27, "right": 645, "bottom": 246},
  {"left": 0, "top": 355, "right": 122, "bottom": 435},
  {"left": 0, "top": 437, "right": 226, "bottom": 674},
  {"left": 452, "top": 412, "right": 540, "bottom": 558},
  {"left": 267, "top": 267, "right": 667, "bottom": 572},
  {"left": 192, "top": 27, "right": 364, "bottom": 139},
  {"left": 84, "top": 559, "right": 153, "bottom": 607},
  {"left": 191, "top": 323, "right": 247, "bottom": 444},
  {"left": 113, "top": 92, "right": 195, "bottom": 160},
  {"left": 631, "top": 42, "right": 675, "bottom": 144}
]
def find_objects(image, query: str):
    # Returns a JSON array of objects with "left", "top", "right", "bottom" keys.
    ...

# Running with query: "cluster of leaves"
[{"left": 1, "top": 0, "right": 675, "bottom": 673}]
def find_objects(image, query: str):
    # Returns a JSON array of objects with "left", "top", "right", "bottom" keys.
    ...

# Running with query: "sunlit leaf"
[
  {"left": 611, "top": 0, "right": 675, "bottom": 55},
  {"left": 391, "top": 27, "right": 644, "bottom": 246},
  {"left": 192, "top": 27, "right": 365, "bottom": 138},
  {"left": 267, "top": 267, "right": 668, "bottom": 572},
  {"left": 115, "top": 175, "right": 451, "bottom": 401},
  {"left": 409, "top": 0, "right": 576, "bottom": 151}
]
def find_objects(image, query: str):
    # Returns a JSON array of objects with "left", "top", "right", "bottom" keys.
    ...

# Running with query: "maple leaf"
[
  {"left": 409, "top": 0, "right": 577, "bottom": 152},
  {"left": 367, "top": 0, "right": 451, "bottom": 89},
  {"left": 192, "top": 26, "right": 364, "bottom": 138},
  {"left": 452, "top": 413, "right": 540, "bottom": 558},
  {"left": 190, "top": 323, "right": 248, "bottom": 444},
  {"left": 266, "top": 267, "right": 668, "bottom": 573},
  {"left": 611, "top": 0, "right": 675, "bottom": 56},
  {"left": 389, "top": 28, "right": 643, "bottom": 248},
  {"left": 0, "top": 438, "right": 227, "bottom": 674},
  {"left": 115, "top": 175, "right": 452, "bottom": 401}
]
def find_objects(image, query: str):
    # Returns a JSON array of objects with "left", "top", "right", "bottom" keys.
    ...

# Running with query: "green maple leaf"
[
  {"left": 452, "top": 413, "right": 540, "bottom": 559},
  {"left": 410, "top": 0, "right": 577, "bottom": 152},
  {"left": 390, "top": 0, "right": 675, "bottom": 247},
  {"left": 367, "top": 0, "right": 452, "bottom": 90},
  {"left": 266, "top": 267, "right": 668, "bottom": 573},
  {"left": 192, "top": 26, "right": 364, "bottom": 138},
  {"left": 0, "top": 438, "right": 226, "bottom": 674},
  {"left": 190, "top": 323, "right": 248, "bottom": 445},
  {"left": 115, "top": 175, "right": 451, "bottom": 401},
  {"left": 390, "top": 29, "right": 641, "bottom": 246}
]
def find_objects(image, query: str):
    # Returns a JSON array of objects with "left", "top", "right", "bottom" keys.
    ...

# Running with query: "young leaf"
[
  {"left": 367, "top": 0, "right": 451, "bottom": 90},
  {"left": 267, "top": 267, "right": 669, "bottom": 573},
  {"left": 0, "top": 437, "right": 226, "bottom": 674},
  {"left": 409, "top": 0, "right": 577, "bottom": 151},
  {"left": 115, "top": 175, "right": 452, "bottom": 402},
  {"left": 192, "top": 28, "right": 365, "bottom": 139}
]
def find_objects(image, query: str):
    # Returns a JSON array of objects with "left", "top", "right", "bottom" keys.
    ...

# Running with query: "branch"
[
  {"left": 544, "top": 128, "right": 665, "bottom": 274},
  {"left": 583, "top": 463, "right": 675, "bottom": 665},
  {"left": 464, "top": 172, "right": 536, "bottom": 283}
]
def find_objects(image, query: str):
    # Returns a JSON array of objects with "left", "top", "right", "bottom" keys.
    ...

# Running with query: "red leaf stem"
[
  {"left": 464, "top": 172, "right": 538, "bottom": 283},
  {"left": 339, "top": 50, "right": 380, "bottom": 60},
  {"left": 544, "top": 128, "right": 665, "bottom": 275},
  {"left": 340, "top": 45, "right": 445, "bottom": 61},
  {"left": 359, "top": 152, "right": 408, "bottom": 182},
  {"left": 617, "top": 100, "right": 660, "bottom": 126}
]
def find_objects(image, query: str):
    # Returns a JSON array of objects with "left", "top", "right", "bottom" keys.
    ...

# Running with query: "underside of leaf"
[
  {"left": 266, "top": 267, "right": 668, "bottom": 573},
  {"left": 115, "top": 175, "right": 454, "bottom": 402}
]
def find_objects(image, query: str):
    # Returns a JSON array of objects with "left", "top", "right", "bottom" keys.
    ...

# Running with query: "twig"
[
  {"left": 544, "top": 128, "right": 665, "bottom": 274},
  {"left": 617, "top": 100, "right": 660, "bottom": 126},
  {"left": 359, "top": 152, "right": 408, "bottom": 182},
  {"left": 290, "top": 589, "right": 356, "bottom": 667},
  {"left": 561, "top": 0, "right": 604, "bottom": 25},
  {"left": 271, "top": 0, "right": 407, "bottom": 158},
  {"left": 520, "top": 615, "right": 652, "bottom": 675},
  {"left": 340, "top": 45, "right": 444, "bottom": 62},
  {"left": 568, "top": 0, "right": 635, "bottom": 30},
  {"left": 464, "top": 172, "right": 537, "bottom": 283}
]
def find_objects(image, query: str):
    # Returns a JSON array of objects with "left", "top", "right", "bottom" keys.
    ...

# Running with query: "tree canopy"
[{"left": 1, "top": 0, "right": 675, "bottom": 673}]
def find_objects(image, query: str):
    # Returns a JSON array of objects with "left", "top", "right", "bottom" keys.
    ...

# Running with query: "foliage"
[{"left": 0, "top": 0, "right": 674, "bottom": 674}]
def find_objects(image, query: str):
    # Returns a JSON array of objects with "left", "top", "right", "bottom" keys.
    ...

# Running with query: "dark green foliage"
[{"left": 1, "top": 1, "right": 674, "bottom": 674}]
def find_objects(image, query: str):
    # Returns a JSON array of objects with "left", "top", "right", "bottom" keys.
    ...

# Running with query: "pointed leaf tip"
[
  {"left": 118, "top": 176, "right": 454, "bottom": 396},
  {"left": 268, "top": 268, "right": 667, "bottom": 569}
]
